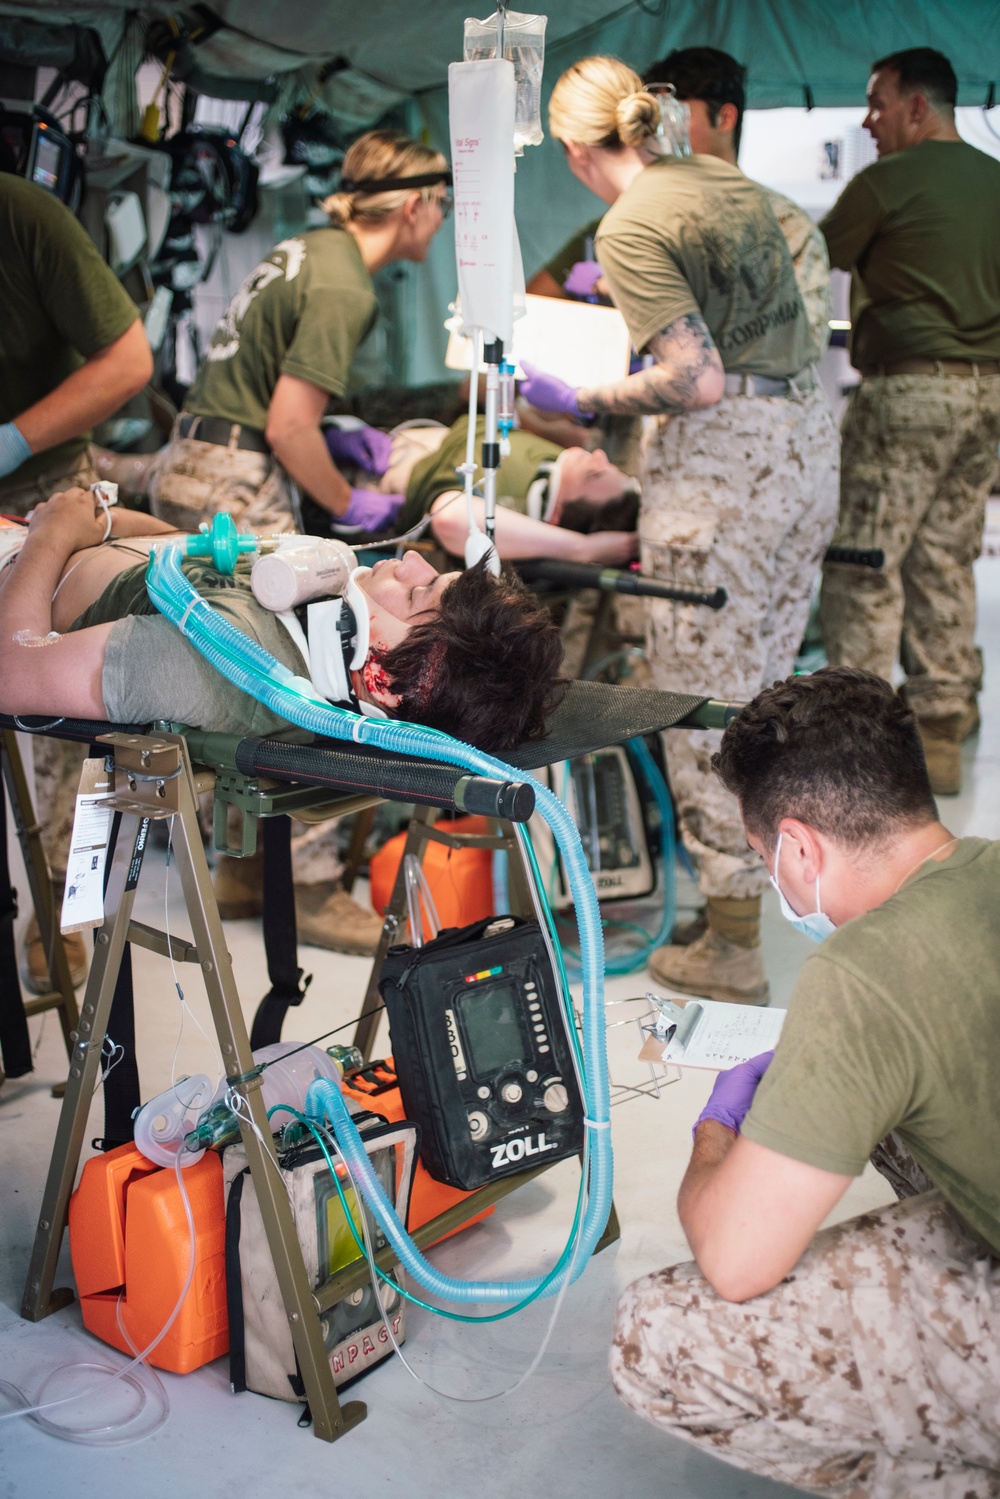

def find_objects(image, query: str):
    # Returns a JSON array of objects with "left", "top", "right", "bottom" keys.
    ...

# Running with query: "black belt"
[{"left": 177, "top": 413, "right": 270, "bottom": 453}]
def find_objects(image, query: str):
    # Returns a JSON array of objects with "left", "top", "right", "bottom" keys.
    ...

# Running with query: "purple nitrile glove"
[
  {"left": 694, "top": 1050, "right": 775, "bottom": 1138},
  {"left": 325, "top": 424, "right": 394, "bottom": 477},
  {"left": 339, "top": 488, "right": 404, "bottom": 532},
  {"left": 563, "top": 259, "right": 603, "bottom": 299},
  {"left": 519, "top": 360, "right": 593, "bottom": 422}
]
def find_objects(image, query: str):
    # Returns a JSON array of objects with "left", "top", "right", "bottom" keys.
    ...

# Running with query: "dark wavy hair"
[
  {"left": 712, "top": 667, "right": 937, "bottom": 854},
  {"left": 381, "top": 558, "right": 567, "bottom": 752},
  {"left": 645, "top": 47, "right": 748, "bottom": 154}
]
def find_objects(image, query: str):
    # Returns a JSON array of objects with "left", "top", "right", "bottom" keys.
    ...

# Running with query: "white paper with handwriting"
[{"left": 642, "top": 998, "right": 786, "bottom": 1071}]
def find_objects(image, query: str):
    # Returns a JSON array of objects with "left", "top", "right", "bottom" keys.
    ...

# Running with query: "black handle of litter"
[
  {"left": 233, "top": 737, "right": 535, "bottom": 822},
  {"left": 516, "top": 559, "right": 726, "bottom": 608},
  {"left": 454, "top": 775, "right": 535, "bottom": 822}
]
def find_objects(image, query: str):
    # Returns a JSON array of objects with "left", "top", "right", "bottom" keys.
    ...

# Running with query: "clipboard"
[{"left": 638, "top": 991, "right": 786, "bottom": 1072}]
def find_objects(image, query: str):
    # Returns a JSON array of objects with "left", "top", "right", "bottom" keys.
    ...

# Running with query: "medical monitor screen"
[
  {"left": 460, "top": 980, "right": 527, "bottom": 1075},
  {"left": 31, "top": 134, "right": 62, "bottom": 192}
]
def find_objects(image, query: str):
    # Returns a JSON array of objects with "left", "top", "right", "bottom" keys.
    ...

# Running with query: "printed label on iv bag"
[
  {"left": 61, "top": 757, "right": 114, "bottom": 933},
  {"left": 448, "top": 58, "right": 519, "bottom": 346}
]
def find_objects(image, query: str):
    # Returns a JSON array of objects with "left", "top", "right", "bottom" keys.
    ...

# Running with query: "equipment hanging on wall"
[
  {"left": 379, "top": 915, "right": 585, "bottom": 1191},
  {"left": 0, "top": 105, "right": 81, "bottom": 206},
  {"left": 163, "top": 124, "right": 259, "bottom": 233}
]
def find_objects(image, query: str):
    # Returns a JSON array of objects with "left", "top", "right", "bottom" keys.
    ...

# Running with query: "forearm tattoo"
[{"left": 578, "top": 312, "right": 723, "bottom": 416}]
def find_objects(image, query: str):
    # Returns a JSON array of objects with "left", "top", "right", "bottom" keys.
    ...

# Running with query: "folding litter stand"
[{"left": 2, "top": 682, "right": 738, "bottom": 1441}]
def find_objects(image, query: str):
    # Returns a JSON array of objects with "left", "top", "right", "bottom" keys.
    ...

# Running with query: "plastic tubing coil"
[{"left": 145, "top": 545, "right": 611, "bottom": 1303}]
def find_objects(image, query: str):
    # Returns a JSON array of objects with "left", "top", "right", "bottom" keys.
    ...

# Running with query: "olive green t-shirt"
[
  {"left": 820, "top": 140, "right": 1000, "bottom": 367},
  {"left": 71, "top": 556, "right": 306, "bottom": 736},
  {"left": 595, "top": 154, "right": 813, "bottom": 375},
  {"left": 0, "top": 175, "right": 140, "bottom": 487},
  {"left": 396, "top": 415, "right": 561, "bottom": 533},
  {"left": 185, "top": 228, "right": 379, "bottom": 432},
  {"left": 743, "top": 838, "right": 1000, "bottom": 1252}
]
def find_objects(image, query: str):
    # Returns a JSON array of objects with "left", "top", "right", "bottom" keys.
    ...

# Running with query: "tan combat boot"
[
  {"left": 295, "top": 883, "right": 385, "bottom": 956},
  {"left": 668, "top": 907, "right": 707, "bottom": 947},
  {"left": 647, "top": 894, "right": 769, "bottom": 1005},
  {"left": 25, "top": 892, "right": 88, "bottom": 994},
  {"left": 917, "top": 715, "right": 964, "bottom": 797},
  {"left": 213, "top": 848, "right": 264, "bottom": 920},
  {"left": 957, "top": 700, "right": 981, "bottom": 741}
]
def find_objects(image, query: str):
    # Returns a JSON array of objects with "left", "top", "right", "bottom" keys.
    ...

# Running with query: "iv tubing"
[
  {"left": 145, "top": 543, "right": 612, "bottom": 1304},
  {"left": 0, "top": 1151, "right": 196, "bottom": 1444}
]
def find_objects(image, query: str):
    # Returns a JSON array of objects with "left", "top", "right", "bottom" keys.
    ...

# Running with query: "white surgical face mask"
[{"left": 769, "top": 832, "right": 836, "bottom": 943}]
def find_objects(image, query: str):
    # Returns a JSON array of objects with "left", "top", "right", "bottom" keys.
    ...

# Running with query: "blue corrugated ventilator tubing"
[{"left": 145, "top": 543, "right": 612, "bottom": 1306}]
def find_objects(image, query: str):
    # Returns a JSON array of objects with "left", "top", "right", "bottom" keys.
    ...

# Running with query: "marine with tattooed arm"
[{"left": 525, "top": 56, "right": 839, "bottom": 1005}]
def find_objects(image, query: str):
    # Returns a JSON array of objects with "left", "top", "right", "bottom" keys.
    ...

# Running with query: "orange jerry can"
[
  {"left": 341, "top": 1060, "right": 493, "bottom": 1241},
  {"left": 369, "top": 815, "right": 495, "bottom": 930},
  {"left": 69, "top": 1142, "right": 228, "bottom": 1374}
]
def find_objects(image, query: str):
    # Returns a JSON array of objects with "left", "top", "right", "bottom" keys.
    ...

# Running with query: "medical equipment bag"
[
  {"left": 223, "top": 1110, "right": 416, "bottom": 1401},
  {"left": 378, "top": 916, "right": 585, "bottom": 1190}
]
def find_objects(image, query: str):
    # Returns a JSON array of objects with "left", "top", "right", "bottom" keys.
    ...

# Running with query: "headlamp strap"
[{"left": 340, "top": 169, "right": 453, "bottom": 193}]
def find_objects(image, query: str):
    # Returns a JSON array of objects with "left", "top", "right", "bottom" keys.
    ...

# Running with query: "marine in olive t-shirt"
[
  {"left": 185, "top": 228, "right": 379, "bottom": 432},
  {"left": 0, "top": 175, "right": 140, "bottom": 487},
  {"left": 595, "top": 154, "right": 814, "bottom": 375},
  {"left": 820, "top": 140, "right": 1000, "bottom": 369},
  {"left": 743, "top": 837, "right": 1000, "bottom": 1252},
  {"left": 396, "top": 415, "right": 562, "bottom": 533}
]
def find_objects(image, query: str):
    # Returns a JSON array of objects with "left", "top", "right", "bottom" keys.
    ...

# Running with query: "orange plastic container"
[
  {"left": 69, "top": 1143, "right": 228, "bottom": 1373},
  {"left": 342, "top": 1060, "right": 493, "bottom": 1240},
  {"left": 369, "top": 815, "right": 495, "bottom": 930}
]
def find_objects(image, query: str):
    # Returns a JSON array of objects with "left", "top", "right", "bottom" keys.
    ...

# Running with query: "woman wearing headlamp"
[
  {"left": 141, "top": 130, "right": 453, "bottom": 951},
  {"left": 148, "top": 129, "right": 453, "bottom": 540}
]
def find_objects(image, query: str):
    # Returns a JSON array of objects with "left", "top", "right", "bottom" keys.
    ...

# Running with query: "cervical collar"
[
  {"left": 525, "top": 451, "right": 568, "bottom": 524},
  {"left": 275, "top": 567, "right": 386, "bottom": 718}
]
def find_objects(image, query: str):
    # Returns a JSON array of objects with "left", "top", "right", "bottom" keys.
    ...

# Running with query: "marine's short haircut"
[
  {"left": 872, "top": 47, "right": 957, "bottom": 108},
  {"left": 711, "top": 667, "right": 938, "bottom": 854},
  {"left": 644, "top": 46, "right": 747, "bottom": 155},
  {"left": 382, "top": 558, "right": 567, "bottom": 753}
]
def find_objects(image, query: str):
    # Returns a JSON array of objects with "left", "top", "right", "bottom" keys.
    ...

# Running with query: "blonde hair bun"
[
  {"left": 549, "top": 56, "right": 660, "bottom": 151},
  {"left": 616, "top": 90, "right": 661, "bottom": 147}
]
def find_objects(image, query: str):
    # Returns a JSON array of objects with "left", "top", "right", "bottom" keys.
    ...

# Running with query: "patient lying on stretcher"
[
  {"left": 0, "top": 489, "right": 565, "bottom": 752},
  {"left": 319, "top": 414, "right": 640, "bottom": 566}
]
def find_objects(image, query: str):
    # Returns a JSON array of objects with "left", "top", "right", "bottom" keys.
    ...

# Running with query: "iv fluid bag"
[
  {"left": 464, "top": 10, "right": 547, "bottom": 154},
  {"left": 449, "top": 59, "right": 521, "bottom": 345}
]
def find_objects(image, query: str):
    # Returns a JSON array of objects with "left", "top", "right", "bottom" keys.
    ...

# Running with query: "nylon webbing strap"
[
  {"left": 0, "top": 778, "right": 31, "bottom": 1078},
  {"left": 251, "top": 816, "right": 311, "bottom": 1050},
  {"left": 100, "top": 812, "right": 141, "bottom": 1147}
]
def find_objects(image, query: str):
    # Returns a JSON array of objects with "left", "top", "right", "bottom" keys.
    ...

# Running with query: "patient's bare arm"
[
  {"left": 577, "top": 312, "right": 725, "bottom": 417},
  {"left": 428, "top": 491, "right": 638, "bottom": 566},
  {"left": 0, "top": 489, "right": 117, "bottom": 719}
]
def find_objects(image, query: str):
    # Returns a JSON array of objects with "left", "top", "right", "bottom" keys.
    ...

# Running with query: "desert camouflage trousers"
[
  {"left": 147, "top": 428, "right": 296, "bottom": 535},
  {"left": 820, "top": 373, "right": 1000, "bottom": 720},
  {"left": 640, "top": 387, "right": 839, "bottom": 899},
  {"left": 611, "top": 1145, "right": 1000, "bottom": 1498},
  {"left": 2, "top": 450, "right": 101, "bottom": 880}
]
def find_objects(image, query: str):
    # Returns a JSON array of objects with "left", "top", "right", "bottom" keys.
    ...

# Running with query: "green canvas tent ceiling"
[{"left": 2, "top": 0, "right": 999, "bottom": 112}]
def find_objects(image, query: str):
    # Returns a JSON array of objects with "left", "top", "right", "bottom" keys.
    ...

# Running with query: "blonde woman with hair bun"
[
  {"left": 524, "top": 53, "right": 839, "bottom": 1007},
  {"left": 146, "top": 126, "right": 452, "bottom": 956}
]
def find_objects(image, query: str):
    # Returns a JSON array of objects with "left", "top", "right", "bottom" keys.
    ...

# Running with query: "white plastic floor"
[{"left": 4, "top": 554, "right": 1000, "bottom": 1499}]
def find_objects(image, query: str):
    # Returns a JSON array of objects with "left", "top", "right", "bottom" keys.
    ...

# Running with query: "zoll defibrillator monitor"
[{"left": 378, "top": 916, "right": 585, "bottom": 1191}]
